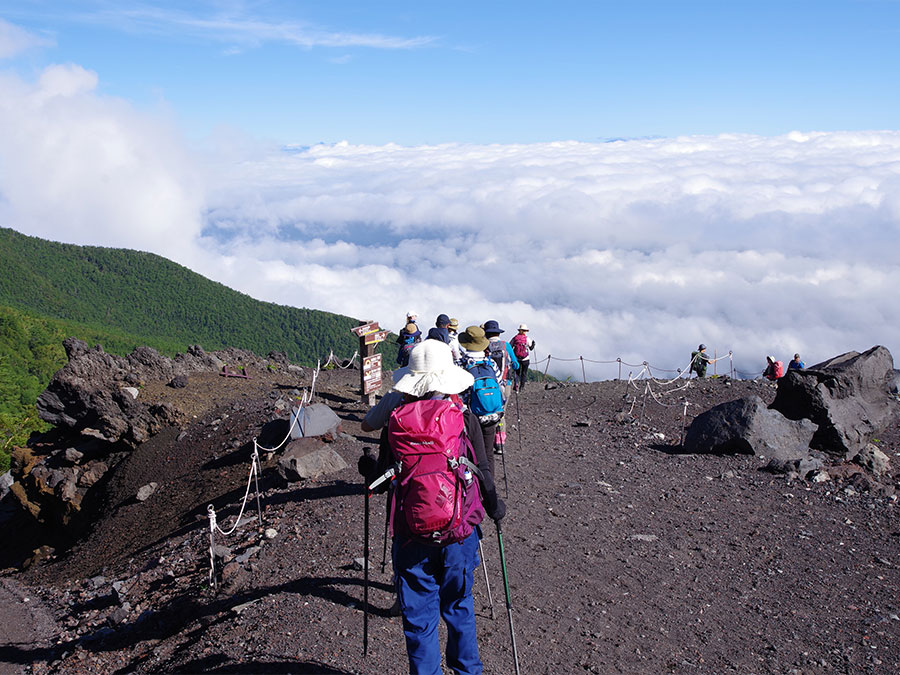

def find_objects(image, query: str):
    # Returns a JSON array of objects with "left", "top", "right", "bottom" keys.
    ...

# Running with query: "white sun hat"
[
  {"left": 393, "top": 340, "right": 474, "bottom": 397},
  {"left": 518, "top": 323, "right": 529, "bottom": 331}
]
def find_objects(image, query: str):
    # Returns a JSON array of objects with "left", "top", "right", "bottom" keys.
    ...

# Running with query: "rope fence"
[{"left": 530, "top": 348, "right": 737, "bottom": 383}]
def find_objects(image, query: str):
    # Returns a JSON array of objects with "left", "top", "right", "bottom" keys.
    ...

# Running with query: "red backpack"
[{"left": 383, "top": 398, "right": 485, "bottom": 545}]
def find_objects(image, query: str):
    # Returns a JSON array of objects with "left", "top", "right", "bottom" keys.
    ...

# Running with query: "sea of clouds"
[{"left": 2, "top": 62, "right": 899, "bottom": 380}]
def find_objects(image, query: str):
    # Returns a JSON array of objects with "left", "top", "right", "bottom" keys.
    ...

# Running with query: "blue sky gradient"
[{"left": 4, "top": 1, "right": 900, "bottom": 144}]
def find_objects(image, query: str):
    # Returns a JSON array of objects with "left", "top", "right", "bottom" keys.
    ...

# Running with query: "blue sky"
[
  {"left": 1, "top": 2, "right": 899, "bottom": 378},
  {"left": 4, "top": 1, "right": 900, "bottom": 145}
]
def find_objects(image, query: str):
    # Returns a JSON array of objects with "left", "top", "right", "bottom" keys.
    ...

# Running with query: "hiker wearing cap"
[
  {"left": 458, "top": 325, "right": 504, "bottom": 477},
  {"left": 763, "top": 355, "right": 784, "bottom": 381},
  {"left": 357, "top": 340, "right": 505, "bottom": 674},
  {"left": 433, "top": 314, "right": 452, "bottom": 345},
  {"left": 509, "top": 324, "right": 536, "bottom": 392},
  {"left": 447, "top": 318, "right": 462, "bottom": 364},
  {"left": 788, "top": 353, "right": 805, "bottom": 370},
  {"left": 690, "top": 344, "right": 711, "bottom": 378}
]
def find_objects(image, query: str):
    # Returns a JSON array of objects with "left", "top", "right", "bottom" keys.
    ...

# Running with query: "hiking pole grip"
[{"left": 495, "top": 521, "right": 521, "bottom": 675}]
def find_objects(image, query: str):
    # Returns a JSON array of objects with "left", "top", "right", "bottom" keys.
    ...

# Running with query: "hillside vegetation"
[{"left": 0, "top": 227, "right": 375, "bottom": 469}]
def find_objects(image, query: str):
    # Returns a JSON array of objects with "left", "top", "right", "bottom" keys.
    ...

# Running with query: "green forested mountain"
[{"left": 0, "top": 227, "right": 374, "bottom": 470}]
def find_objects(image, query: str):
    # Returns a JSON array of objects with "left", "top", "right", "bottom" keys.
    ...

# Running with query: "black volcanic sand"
[{"left": 4, "top": 369, "right": 900, "bottom": 674}]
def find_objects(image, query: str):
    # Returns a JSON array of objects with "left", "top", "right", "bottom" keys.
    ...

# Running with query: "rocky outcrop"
[
  {"left": 770, "top": 346, "right": 898, "bottom": 459},
  {"left": 684, "top": 395, "right": 817, "bottom": 460},
  {"left": 276, "top": 438, "right": 348, "bottom": 482},
  {"left": 10, "top": 340, "right": 283, "bottom": 537}
]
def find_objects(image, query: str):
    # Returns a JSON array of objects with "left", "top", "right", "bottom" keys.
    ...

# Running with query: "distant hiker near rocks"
[
  {"left": 763, "top": 355, "right": 784, "bottom": 381},
  {"left": 358, "top": 340, "right": 505, "bottom": 674},
  {"left": 789, "top": 353, "right": 805, "bottom": 370},
  {"left": 459, "top": 325, "right": 505, "bottom": 476},
  {"left": 690, "top": 344, "right": 712, "bottom": 378},
  {"left": 510, "top": 324, "right": 535, "bottom": 391}
]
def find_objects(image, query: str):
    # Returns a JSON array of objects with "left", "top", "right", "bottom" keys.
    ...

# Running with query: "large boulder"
[
  {"left": 684, "top": 395, "right": 817, "bottom": 460},
  {"left": 277, "top": 438, "right": 348, "bottom": 482},
  {"left": 290, "top": 403, "right": 343, "bottom": 441},
  {"left": 770, "top": 346, "right": 899, "bottom": 459}
]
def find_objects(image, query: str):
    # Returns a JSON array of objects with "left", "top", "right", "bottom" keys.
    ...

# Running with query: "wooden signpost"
[{"left": 352, "top": 320, "right": 386, "bottom": 405}]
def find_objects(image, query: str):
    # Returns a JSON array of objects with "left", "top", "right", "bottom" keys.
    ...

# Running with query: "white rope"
[
  {"left": 213, "top": 453, "right": 259, "bottom": 536},
  {"left": 535, "top": 348, "right": 741, "bottom": 380}
]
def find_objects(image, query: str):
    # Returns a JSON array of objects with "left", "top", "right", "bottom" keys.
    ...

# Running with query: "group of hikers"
[
  {"left": 690, "top": 344, "right": 806, "bottom": 380},
  {"left": 357, "top": 311, "right": 534, "bottom": 673}
]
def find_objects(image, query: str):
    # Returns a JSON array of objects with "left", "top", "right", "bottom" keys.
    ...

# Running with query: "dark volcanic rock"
[
  {"left": 684, "top": 395, "right": 817, "bottom": 459},
  {"left": 770, "top": 345, "right": 899, "bottom": 459}
]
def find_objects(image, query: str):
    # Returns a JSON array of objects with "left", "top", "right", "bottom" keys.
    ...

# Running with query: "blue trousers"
[{"left": 393, "top": 531, "right": 483, "bottom": 675}]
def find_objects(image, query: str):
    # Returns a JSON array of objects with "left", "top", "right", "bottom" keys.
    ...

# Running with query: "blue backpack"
[{"left": 465, "top": 360, "right": 504, "bottom": 425}]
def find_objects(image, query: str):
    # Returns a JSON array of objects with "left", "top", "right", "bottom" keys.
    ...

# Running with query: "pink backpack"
[
  {"left": 386, "top": 399, "right": 485, "bottom": 545},
  {"left": 511, "top": 333, "right": 529, "bottom": 360}
]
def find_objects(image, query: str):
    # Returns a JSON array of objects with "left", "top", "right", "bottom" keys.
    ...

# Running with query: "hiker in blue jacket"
[
  {"left": 358, "top": 340, "right": 505, "bottom": 675},
  {"left": 458, "top": 325, "right": 504, "bottom": 478}
]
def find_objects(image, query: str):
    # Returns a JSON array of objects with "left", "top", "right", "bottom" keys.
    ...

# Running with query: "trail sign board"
[
  {"left": 363, "top": 353, "right": 383, "bottom": 395},
  {"left": 351, "top": 322, "right": 380, "bottom": 337},
  {"left": 353, "top": 320, "right": 384, "bottom": 404},
  {"left": 364, "top": 330, "right": 389, "bottom": 346}
]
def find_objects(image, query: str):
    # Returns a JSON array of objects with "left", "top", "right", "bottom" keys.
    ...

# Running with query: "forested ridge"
[{"left": 0, "top": 227, "right": 374, "bottom": 470}]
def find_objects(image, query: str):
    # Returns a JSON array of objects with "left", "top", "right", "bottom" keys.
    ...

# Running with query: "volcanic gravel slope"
[{"left": 4, "top": 369, "right": 900, "bottom": 674}]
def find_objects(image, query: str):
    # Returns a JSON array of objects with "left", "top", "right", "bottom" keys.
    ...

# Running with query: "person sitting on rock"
[
  {"left": 788, "top": 353, "right": 805, "bottom": 370},
  {"left": 690, "top": 344, "right": 711, "bottom": 378},
  {"left": 763, "top": 355, "right": 784, "bottom": 380}
]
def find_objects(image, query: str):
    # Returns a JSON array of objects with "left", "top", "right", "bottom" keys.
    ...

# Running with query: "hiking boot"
[{"left": 493, "top": 447, "right": 503, "bottom": 456}]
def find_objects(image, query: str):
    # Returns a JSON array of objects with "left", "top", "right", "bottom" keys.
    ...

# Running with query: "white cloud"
[
  {"left": 0, "top": 64, "right": 204, "bottom": 259},
  {"left": 1, "top": 63, "right": 899, "bottom": 378},
  {"left": 0, "top": 18, "right": 54, "bottom": 59}
]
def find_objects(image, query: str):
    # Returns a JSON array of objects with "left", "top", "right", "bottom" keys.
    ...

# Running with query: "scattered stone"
[
  {"left": 291, "top": 403, "right": 343, "bottom": 441},
  {"left": 352, "top": 557, "right": 371, "bottom": 571},
  {"left": 628, "top": 534, "right": 658, "bottom": 542},
  {"left": 853, "top": 443, "right": 891, "bottom": 477},
  {"left": 235, "top": 546, "right": 260, "bottom": 564},
  {"left": 574, "top": 420, "right": 592, "bottom": 427},
  {"left": 108, "top": 604, "right": 131, "bottom": 625},
  {"left": 122, "top": 387, "right": 140, "bottom": 400},
  {"left": 168, "top": 375, "right": 188, "bottom": 389},
  {"left": 264, "top": 528, "right": 278, "bottom": 539},
  {"left": 64, "top": 448, "right": 84, "bottom": 463},
  {"left": 136, "top": 483, "right": 158, "bottom": 502},
  {"left": 232, "top": 599, "right": 261, "bottom": 615},
  {"left": 811, "top": 470, "right": 832, "bottom": 483}
]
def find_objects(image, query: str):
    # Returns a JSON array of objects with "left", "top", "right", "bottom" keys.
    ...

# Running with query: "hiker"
[
  {"left": 763, "top": 355, "right": 784, "bottom": 381},
  {"left": 448, "top": 318, "right": 462, "bottom": 364},
  {"left": 482, "top": 320, "right": 519, "bottom": 401},
  {"left": 788, "top": 353, "right": 805, "bottom": 370},
  {"left": 482, "top": 320, "right": 518, "bottom": 456},
  {"left": 690, "top": 344, "right": 711, "bottom": 378},
  {"left": 433, "top": 314, "right": 452, "bottom": 344},
  {"left": 509, "top": 324, "right": 535, "bottom": 391},
  {"left": 396, "top": 322, "right": 422, "bottom": 367},
  {"left": 458, "top": 325, "right": 504, "bottom": 476},
  {"left": 426, "top": 326, "right": 449, "bottom": 343},
  {"left": 357, "top": 340, "right": 506, "bottom": 674}
]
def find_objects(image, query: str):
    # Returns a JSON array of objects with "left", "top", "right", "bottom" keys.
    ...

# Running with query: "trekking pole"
[
  {"left": 476, "top": 525, "right": 495, "bottom": 620},
  {"left": 514, "top": 388, "right": 524, "bottom": 458},
  {"left": 380, "top": 491, "right": 390, "bottom": 574},
  {"left": 498, "top": 425, "right": 509, "bottom": 498},
  {"left": 363, "top": 489, "right": 370, "bottom": 656},
  {"left": 496, "top": 521, "right": 521, "bottom": 675}
]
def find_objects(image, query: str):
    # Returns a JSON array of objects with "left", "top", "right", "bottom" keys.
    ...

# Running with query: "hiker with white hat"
[
  {"left": 509, "top": 323, "right": 536, "bottom": 392},
  {"left": 357, "top": 340, "right": 505, "bottom": 673}
]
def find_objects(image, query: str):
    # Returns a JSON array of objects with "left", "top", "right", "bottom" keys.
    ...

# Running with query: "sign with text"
[
  {"left": 351, "top": 322, "right": 380, "bottom": 337},
  {"left": 363, "top": 353, "right": 383, "bottom": 395},
  {"left": 364, "top": 330, "right": 389, "bottom": 346}
]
